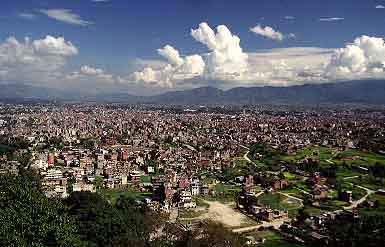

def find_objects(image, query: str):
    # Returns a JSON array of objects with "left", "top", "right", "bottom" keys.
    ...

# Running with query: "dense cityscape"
[
  {"left": 2, "top": 1, "right": 385, "bottom": 246},
  {"left": 1, "top": 103, "right": 384, "bottom": 246}
]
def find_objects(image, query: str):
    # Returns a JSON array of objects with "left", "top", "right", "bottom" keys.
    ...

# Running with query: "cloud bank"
[
  {"left": 325, "top": 35, "right": 385, "bottom": 79},
  {"left": 131, "top": 22, "right": 321, "bottom": 88},
  {"left": 2, "top": 22, "right": 385, "bottom": 94},
  {"left": 0, "top": 36, "right": 77, "bottom": 83},
  {"left": 0, "top": 35, "right": 117, "bottom": 90},
  {"left": 131, "top": 23, "right": 385, "bottom": 90}
]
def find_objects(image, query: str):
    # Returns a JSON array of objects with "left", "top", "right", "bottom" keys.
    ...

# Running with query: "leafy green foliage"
[
  {"left": 0, "top": 174, "right": 83, "bottom": 247},
  {"left": 161, "top": 220, "right": 246, "bottom": 247},
  {"left": 65, "top": 192, "right": 163, "bottom": 247},
  {"left": 0, "top": 136, "right": 29, "bottom": 156},
  {"left": 325, "top": 212, "right": 385, "bottom": 247}
]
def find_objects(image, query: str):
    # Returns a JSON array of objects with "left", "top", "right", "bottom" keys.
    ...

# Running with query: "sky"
[{"left": 1, "top": 0, "right": 385, "bottom": 95}]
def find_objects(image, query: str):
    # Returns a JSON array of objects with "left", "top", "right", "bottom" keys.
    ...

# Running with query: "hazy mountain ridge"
[
  {"left": 144, "top": 80, "right": 385, "bottom": 105},
  {"left": 1, "top": 80, "right": 384, "bottom": 105}
]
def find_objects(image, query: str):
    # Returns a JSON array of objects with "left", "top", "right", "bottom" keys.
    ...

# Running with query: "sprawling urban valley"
[{"left": 1, "top": 103, "right": 385, "bottom": 246}]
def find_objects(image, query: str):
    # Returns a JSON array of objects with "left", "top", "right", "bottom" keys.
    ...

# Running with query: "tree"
[
  {"left": 278, "top": 172, "right": 286, "bottom": 180},
  {"left": 65, "top": 192, "right": 165, "bottom": 247},
  {"left": 188, "top": 221, "right": 246, "bottom": 247},
  {"left": 325, "top": 211, "right": 385, "bottom": 247},
  {"left": 92, "top": 176, "right": 104, "bottom": 190},
  {"left": 0, "top": 174, "right": 83, "bottom": 247}
]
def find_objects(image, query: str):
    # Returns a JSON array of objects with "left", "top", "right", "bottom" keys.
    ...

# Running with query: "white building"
[{"left": 191, "top": 183, "right": 200, "bottom": 196}]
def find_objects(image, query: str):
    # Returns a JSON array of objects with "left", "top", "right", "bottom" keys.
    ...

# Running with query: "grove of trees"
[{"left": 0, "top": 171, "right": 246, "bottom": 247}]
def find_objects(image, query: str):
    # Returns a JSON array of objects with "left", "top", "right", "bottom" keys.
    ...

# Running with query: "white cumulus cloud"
[
  {"left": 69, "top": 65, "right": 115, "bottom": 83},
  {"left": 80, "top": 65, "right": 104, "bottom": 76},
  {"left": 326, "top": 35, "right": 385, "bottom": 79},
  {"left": 157, "top": 45, "right": 184, "bottom": 66},
  {"left": 33, "top": 36, "right": 78, "bottom": 56},
  {"left": 250, "top": 25, "right": 284, "bottom": 41},
  {"left": 250, "top": 25, "right": 295, "bottom": 41},
  {"left": 191, "top": 22, "right": 249, "bottom": 79},
  {"left": 132, "top": 44, "right": 205, "bottom": 87},
  {"left": 0, "top": 35, "right": 84, "bottom": 90},
  {"left": 0, "top": 36, "right": 77, "bottom": 77},
  {"left": 132, "top": 23, "right": 332, "bottom": 88},
  {"left": 39, "top": 9, "right": 93, "bottom": 26},
  {"left": 127, "top": 25, "right": 385, "bottom": 91}
]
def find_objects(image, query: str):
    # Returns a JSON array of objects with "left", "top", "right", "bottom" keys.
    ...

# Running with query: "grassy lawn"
[
  {"left": 335, "top": 169, "right": 363, "bottom": 178},
  {"left": 346, "top": 176, "right": 385, "bottom": 191},
  {"left": 214, "top": 183, "right": 242, "bottom": 193},
  {"left": 352, "top": 185, "right": 367, "bottom": 200},
  {"left": 259, "top": 241, "right": 309, "bottom": 247},
  {"left": 294, "top": 181, "right": 312, "bottom": 193},
  {"left": 0, "top": 144, "right": 11, "bottom": 154},
  {"left": 279, "top": 187, "right": 306, "bottom": 200},
  {"left": 303, "top": 206, "right": 324, "bottom": 216},
  {"left": 368, "top": 193, "right": 385, "bottom": 205},
  {"left": 267, "top": 171, "right": 299, "bottom": 181},
  {"left": 99, "top": 188, "right": 152, "bottom": 204},
  {"left": 199, "top": 183, "right": 242, "bottom": 203},
  {"left": 256, "top": 192, "right": 302, "bottom": 217},
  {"left": 178, "top": 208, "right": 207, "bottom": 219},
  {"left": 279, "top": 146, "right": 337, "bottom": 167},
  {"left": 140, "top": 175, "right": 151, "bottom": 183},
  {"left": 319, "top": 200, "right": 349, "bottom": 211},
  {"left": 335, "top": 149, "right": 385, "bottom": 167},
  {"left": 223, "top": 158, "right": 258, "bottom": 181},
  {"left": 282, "top": 172, "right": 297, "bottom": 180},
  {"left": 194, "top": 197, "right": 210, "bottom": 208},
  {"left": 253, "top": 231, "right": 309, "bottom": 247},
  {"left": 199, "top": 172, "right": 216, "bottom": 184},
  {"left": 249, "top": 143, "right": 385, "bottom": 170},
  {"left": 360, "top": 194, "right": 385, "bottom": 216}
]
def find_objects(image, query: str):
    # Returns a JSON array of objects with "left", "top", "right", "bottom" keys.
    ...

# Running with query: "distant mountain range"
[{"left": 1, "top": 80, "right": 385, "bottom": 105}]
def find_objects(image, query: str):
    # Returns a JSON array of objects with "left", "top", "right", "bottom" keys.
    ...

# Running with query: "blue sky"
[{"left": 1, "top": 0, "right": 385, "bottom": 95}]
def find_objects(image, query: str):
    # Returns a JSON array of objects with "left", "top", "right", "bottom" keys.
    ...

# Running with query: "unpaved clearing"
[
  {"left": 196, "top": 200, "right": 253, "bottom": 227},
  {"left": 179, "top": 199, "right": 288, "bottom": 232}
]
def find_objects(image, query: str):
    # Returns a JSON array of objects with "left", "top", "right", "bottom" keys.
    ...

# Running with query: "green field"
[
  {"left": 140, "top": 175, "right": 151, "bottom": 183},
  {"left": 319, "top": 200, "right": 349, "bottom": 211},
  {"left": 249, "top": 144, "right": 385, "bottom": 169},
  {"left": 336, "top": 149, "right": 385, "bottom": 167},
  {"left": 256, "top": 192, "right": 303, "bottom": 217},
  {"left": 99, "top": 188, "right": 152, "bottom": 204},
  {"left": 259, "top": 241, "right": 309, "bottom": 247},
  {"left": 0, "top": 144, "right": 10, "bottom": 154},
  {"left": 201, "top": 183, "right": 242, "bottom": 203},
  {"left": 346, "top": 176, "right": 385, "bottom": 191},
  {"left": 194, "top": 197, "right": 210, "bottom": 208},
  {"left": 253, "top": 230, "right": 309, "bottom": 247},
  {"left": 360, "top": 193, "right": 385, "bottom": 216},
  {"left": 303, "top": 206, "right": 325, "bottom": 216},
  {"left": 223, "top": 158, "right": 256, "bottom": 181},
  {"left": 338, "top": 182, "right": 368, "bottom": 200},
  {"left": 335, "top": 169, "right": 362, "bottom": 178},
  {"left": 368, "top": 193, "right": 385, "bottom": 205},
  {"left": 279, "top": 187, "right": 306, "bottom": 200},
  {"left": 178, "top": 208, "right": 207, "bottom": 218}
]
